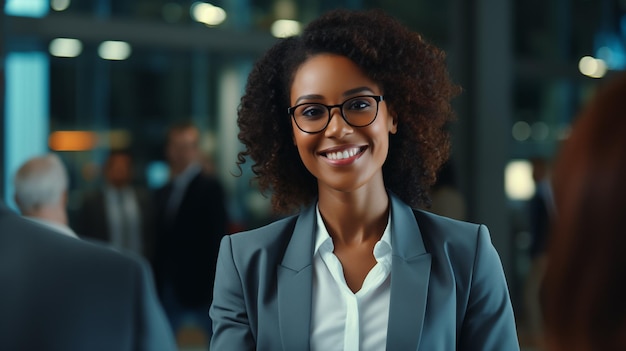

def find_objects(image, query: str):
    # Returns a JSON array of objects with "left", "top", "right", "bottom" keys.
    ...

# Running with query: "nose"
[{"left": 324, "top": 107, "right": 353, "bottom": 137}]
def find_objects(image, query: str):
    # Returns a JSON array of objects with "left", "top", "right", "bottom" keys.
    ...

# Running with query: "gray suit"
[
  {"left": 210, "top": 193, "right": 520, "bottom": 350},
  {"left": 0, "top": 200, "right": 177, "bottom": 351}
]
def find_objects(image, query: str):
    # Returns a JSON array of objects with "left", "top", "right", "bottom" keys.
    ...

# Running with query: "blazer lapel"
[
  {"left": 277, "top": 204, "right": 316, "bottom": 351},
  {"left": 387, "top": 193, "right": 432, "bottom": 350}
]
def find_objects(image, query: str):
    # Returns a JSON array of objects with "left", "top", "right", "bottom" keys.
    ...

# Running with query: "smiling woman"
[
  {"left": 210, "top": 9, "right": 520, "bottom": 351},
  {"left": 288, "top": 54, "right": 396, "bottom": 197}
]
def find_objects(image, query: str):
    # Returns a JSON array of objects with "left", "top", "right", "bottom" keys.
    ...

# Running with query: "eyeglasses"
[{"left": 288, "top": 95, "right": 384, "bottom": 134}]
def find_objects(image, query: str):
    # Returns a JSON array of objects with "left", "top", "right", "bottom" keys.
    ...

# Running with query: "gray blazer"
[
  {"left": 210, "top": 193, "right": 520, "bottom": 350},
  {"left": 0, "top": 200, "right": 177, "bottom": 351}
]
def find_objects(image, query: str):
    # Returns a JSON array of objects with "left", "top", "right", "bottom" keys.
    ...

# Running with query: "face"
[
  {"left": 166, "top": 127, "right": 200, "bottom": 174},
  {"left": 104, "top": 154, "right": 132, "bottom": 187},
  {"left": 289, "top": 54, "right": 397, "bottom": 194}
]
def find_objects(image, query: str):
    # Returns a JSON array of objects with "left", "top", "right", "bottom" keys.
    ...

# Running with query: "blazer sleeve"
[
  {"left": 210, "top": 235, "right": 256, "bottom": 351},
  {"left": 458, "top": 225, "right": 520, "bottom": 351},
  {"left": 133, "top": 256, "right": 178, "bottom": 351}
]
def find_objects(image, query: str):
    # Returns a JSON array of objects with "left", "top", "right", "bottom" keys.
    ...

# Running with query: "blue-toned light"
[
  {"left": 4, "top": 52, "right": 49, "bottom": 208},
  {"left": 4, "top": 0, "right": 48, "bottom": 17},
  {"left": 595, "top": 30, "right": 626, "bottom": 70},
  {"left": 146, "top": 161, "right": 170, "bottom": 189}
]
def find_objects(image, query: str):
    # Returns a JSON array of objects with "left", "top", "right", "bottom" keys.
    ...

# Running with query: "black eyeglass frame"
[{"left": 287, "top": 95, "right": 385, "bottom": 134}]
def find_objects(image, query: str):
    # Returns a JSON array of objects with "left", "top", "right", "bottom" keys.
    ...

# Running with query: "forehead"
[{"left": 290, "top": 54, "right": 379, "bottom": 102}]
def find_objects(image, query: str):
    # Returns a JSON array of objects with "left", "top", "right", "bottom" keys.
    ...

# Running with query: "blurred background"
[{"left": 1, "top": 0, "right": 621, "bottom": 349}]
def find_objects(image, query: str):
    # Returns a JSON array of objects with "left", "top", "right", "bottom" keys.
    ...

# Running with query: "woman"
[
  {"left": 542, "top": 73, "right": 626, "bottom": 351},
  {"left": 210, "top": 9, "right": 519, "bottom": 350}
]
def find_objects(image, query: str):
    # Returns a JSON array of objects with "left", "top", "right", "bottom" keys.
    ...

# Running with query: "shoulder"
[
  {"left": 14, "top": 210, "right": 141, "bottom": 265},
  {"left": 2, "top": 212, "right": 147, "bottom": 280},
  {"left": 412, "top": 209, "right": 490, "bottom": 265},
  {"left": 226, "top": 214, "right": 299, "bottom": 256},
  {"left": 414, "top": 209, "right": 482, "bottom": 241},
  {"left": 216, "top": 214, "right": 304, "bottom": 275},
  {"left": 411, "top": 209, "right": 507, "bottom": 293},
  {"left": 59, "top": 236, "right": 147, "bottom": 276},
  {"left": 214, "top": 214, "right": 303, "bottom": 294}
]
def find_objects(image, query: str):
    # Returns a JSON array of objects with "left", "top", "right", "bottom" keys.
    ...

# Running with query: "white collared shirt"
[
  {"left": 310, "top": 206, "right": 392, "bottom": 351},
  {"left": 104, "top": 184, "right": 142, "bottom": 255}
]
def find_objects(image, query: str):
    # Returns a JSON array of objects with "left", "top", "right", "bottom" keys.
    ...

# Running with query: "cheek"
[
  {"left": 291, "top": 130, "right": 311, "bottom": 157},
  {"left": 291, "top": 122, "right": 314, "bottom": 150},
  {"left": 370, "top": 127, "right": 392, "bottom": 158},
  {"left": 293, "top": 136, "right": 315, "bottom": 158}
]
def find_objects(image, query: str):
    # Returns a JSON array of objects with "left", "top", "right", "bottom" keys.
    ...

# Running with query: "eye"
[
  {"left": 345, "top": 97, "right": 373, "bottom": 111},
  {"left": 298, "top": 104, "right": 327, "bottom": 119}
]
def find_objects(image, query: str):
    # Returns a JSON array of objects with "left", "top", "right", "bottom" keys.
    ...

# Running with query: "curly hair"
[{"left": 237, "top": 9, "right": 460, "bottom": 213}]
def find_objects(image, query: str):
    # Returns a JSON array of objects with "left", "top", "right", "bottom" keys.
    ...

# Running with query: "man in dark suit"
[
  {"left": 77, "top": 150, "right": 156, "bottom": 261},
  {"left": 153, "top": 121, "right": 229, "bottom": 341},
  {"left": 0, "top": 199, "right": 177, "bottom": 351}
]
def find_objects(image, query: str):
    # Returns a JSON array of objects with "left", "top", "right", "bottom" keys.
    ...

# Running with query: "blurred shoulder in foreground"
[{"left": 0, "top": 199, "right": 177, "bottom": 351}]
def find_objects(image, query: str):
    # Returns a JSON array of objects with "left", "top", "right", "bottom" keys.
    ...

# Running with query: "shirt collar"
[{"left": 313, "top": 203, "right": 392, "bottom": 261}]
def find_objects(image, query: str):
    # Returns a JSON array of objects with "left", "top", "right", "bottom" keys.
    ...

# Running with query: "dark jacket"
[
  {"left": 154, "top": 171, "right": 229, "bottom": 307},
  {"left": 76, "top": 186, "right": 156, "bottom": 261},
  {"left": 0, "top": 200, "right": 177, "bottom": 351}
]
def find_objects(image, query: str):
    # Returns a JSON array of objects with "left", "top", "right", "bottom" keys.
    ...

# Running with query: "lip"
[{"left": 318, "top": 144, "right": 367, "bottom": 166}]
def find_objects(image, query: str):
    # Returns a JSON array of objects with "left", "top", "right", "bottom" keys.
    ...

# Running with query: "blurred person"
[
  {"left": 153, "top": 120, "right": 229, "bottom": 343},
  {"left": 13, "top": 153, "right": 76, "bottom": 238},
  {"left": 542, "top": 73, "right": 626, "bottom": 351},
  {"left": 0, "top": 198, "right": 178, "bottom": 350},
  {"left": 77, "top": 149, "right": 156, "bottom": 260},
  {"left": 210, "top": 9, "right": 519, "bottom": 350},
  {"left": 528, "top": 157, "right": 553, "bottom": 260},
  {"left": 523, "top": 157, "right": 553, "bottom": 344}
]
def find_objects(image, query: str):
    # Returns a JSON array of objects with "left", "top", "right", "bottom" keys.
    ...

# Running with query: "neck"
[
  {"left": 317, "top": 183, "right": 389, "bottom": 245},
  {"left": 25, "top": 205, "right": 68, "bottom": 227}
]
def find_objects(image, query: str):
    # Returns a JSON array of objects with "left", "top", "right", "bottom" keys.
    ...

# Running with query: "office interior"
[{"left": 1, "top": 0, "right": 620, "bottom": 348}]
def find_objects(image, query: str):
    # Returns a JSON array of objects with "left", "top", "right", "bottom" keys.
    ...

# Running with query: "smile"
[
  {"left": 319, "top": 146, "right": 367, "bottom": 163},
  {"left": 326, "top": 147, "right": 360, "bottom": 160}
]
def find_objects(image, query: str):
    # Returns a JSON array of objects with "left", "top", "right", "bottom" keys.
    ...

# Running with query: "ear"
[
  {"left": 389, "top": 116, "right": 398, "bottom": 134},
  {"left": 61, "top": 190, "right": 69, "bottom": 207},
  {"left": 387, "top": 109, "right": 398, "bottom": 134}
]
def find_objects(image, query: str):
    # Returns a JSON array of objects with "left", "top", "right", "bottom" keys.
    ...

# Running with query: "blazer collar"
[
  {"left": 387, "top": 192, "right": 432, "bottom": 350},
  {"left": 276, "top": 194, "right": 432, "bottom": 351},
  {"left": 280, "top": 203, "right": 317, "bottom": 271},
  {"left": 277, "top": 203, "right": 316, "bottom": 350}
]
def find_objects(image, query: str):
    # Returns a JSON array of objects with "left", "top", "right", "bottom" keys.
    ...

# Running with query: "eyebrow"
[{"left": 293, "top": 86, "right": 376, "bottom": 105}]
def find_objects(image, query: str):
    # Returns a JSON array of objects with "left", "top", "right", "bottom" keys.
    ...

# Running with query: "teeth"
[{"left": 326, "top": 147, "right": 360, "bottom": 160}]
